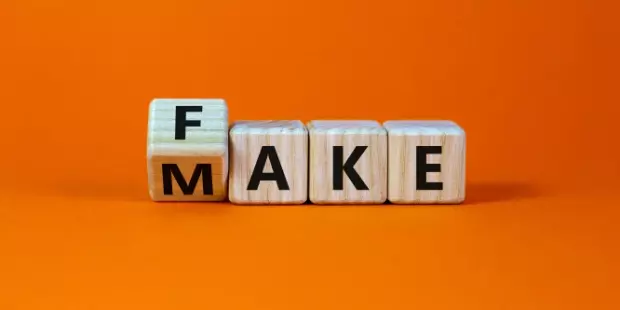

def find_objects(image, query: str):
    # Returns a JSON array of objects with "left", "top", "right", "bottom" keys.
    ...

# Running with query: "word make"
[{"left": 147, "top": 99, "right": 466, "bottom": 204}]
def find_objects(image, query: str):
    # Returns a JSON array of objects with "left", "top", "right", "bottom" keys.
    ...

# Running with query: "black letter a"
[{"left": 247, "top": 146, "right": 290, "bottom": 190}]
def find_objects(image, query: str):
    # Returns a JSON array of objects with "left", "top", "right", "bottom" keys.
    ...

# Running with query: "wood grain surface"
[
  {"left": 308, "top": 120, "right": 387, "bottom": 204},
  {"left": 229, "top": 120, "right": 308, "bottom": 204},
  {"left": 147, "top": 99, "right": 228, "bottom": 201},
  {"left": 384, "top": 120, "right": 465, "bottom": 204}
]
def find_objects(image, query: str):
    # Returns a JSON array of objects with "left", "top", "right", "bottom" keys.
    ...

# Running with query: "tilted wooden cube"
[
  {"left": 308, "top": 120, "right": 387, "bottom": 204},
  {"left": 384, "top": 120, "right": 466, "bottom": 204},
  {"left": 147, "top": 99, "right": 228, "bottom": 201},
  {"left": 228, "top": 120, "right": 308, "bottom": 204}
]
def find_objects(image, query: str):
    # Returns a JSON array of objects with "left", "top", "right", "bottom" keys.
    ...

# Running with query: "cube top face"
[
  {"left": 308, "top": 120, "right": 387, "bottom": 204},
  {"left": 307, "top": 120, "right": 385, "bottom": 134},
  {"left": 385, "top": 120, "right": 465, "bottom": 204},
  {"left": 229, "top": 120, "right": 308, "bottom": 204},
  {"left": 383, "top": 120, "right": 465, "bottom": 136},
  {"left": 148, "top": 98, "right": 228, "bottom": 157},
  {"left": 230, "top": 120, "right": 307, "bottom": 135}
]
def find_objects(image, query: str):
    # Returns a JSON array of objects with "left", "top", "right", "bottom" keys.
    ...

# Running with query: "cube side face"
[
  {"left": 148, "top": 155, "right": 228, "bottom": 201},
  {"left": 147, "top": 99, "right": 228, "bottom": 201},
  {"left": 228, "top": 122, "right": 308, "bottom": 204},
  {"left": 309, "top": 125, "right": 387, "bottom": 204},
  {"left": 148, "top": 99, "right": 228, "bottom": 154},
  {"left": 386, "top": 121, "right": 465, "bottom": 204}
]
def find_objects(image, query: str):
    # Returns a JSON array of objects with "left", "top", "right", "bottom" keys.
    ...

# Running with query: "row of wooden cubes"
[{"left": 147, "top": 99, "right": 466, "bottom": 204}]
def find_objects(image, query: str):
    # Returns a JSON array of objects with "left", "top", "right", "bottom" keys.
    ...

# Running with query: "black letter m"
[{"left": 162, "top": 163, "right": 214, "bottom": 195}]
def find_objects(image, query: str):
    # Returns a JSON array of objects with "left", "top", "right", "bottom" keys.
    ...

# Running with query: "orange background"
[{"left": 1, "top": 0, "right": 619, "bottom": 309}]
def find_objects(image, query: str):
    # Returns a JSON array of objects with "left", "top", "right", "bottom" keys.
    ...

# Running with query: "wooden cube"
[
  {"left": 228, "top": 120, "right": 308, "bottom": 204},
  {"left": 384, "top": 120, "right": 466, "bottom": 204},
  {"left": 147, "top": 99, "right": 228, "bottom": 201},
  {"left": 308, "top": 120, "right": 387, "bottom": 204}
]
